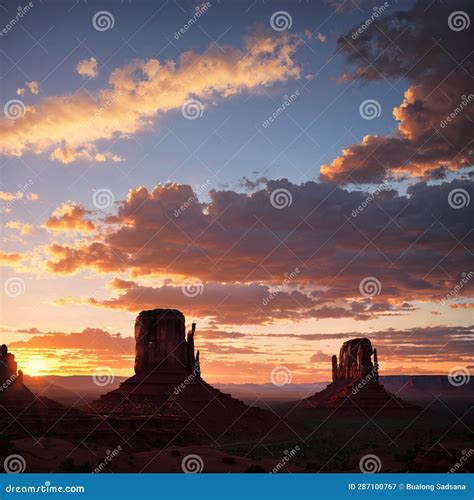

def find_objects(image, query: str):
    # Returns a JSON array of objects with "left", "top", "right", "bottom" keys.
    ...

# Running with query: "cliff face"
[
  {"left": 332, "top": 338, "right": 378, "bottom": 383},
  {"left": 303, "top": 337, "right": 412, "bottom": 410},
  {"left": 134, "top": 309, "right": 199, "bottom": 375}
]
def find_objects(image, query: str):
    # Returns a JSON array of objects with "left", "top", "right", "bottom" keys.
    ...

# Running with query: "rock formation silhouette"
[
  {"left": 302, "top": 338, "right": 412, "bottom": 410},
  {"left": 91, "top": 309, "right": 282, "bottom": 443}
]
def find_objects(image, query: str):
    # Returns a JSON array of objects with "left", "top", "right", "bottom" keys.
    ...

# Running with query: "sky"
[{"left": 0, "top": 0, "right": 472, "bottom": 383}]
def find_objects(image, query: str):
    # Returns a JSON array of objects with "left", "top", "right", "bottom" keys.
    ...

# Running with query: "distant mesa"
[{"left": 301, "top": 338, "right": 414, "bottom": 410}]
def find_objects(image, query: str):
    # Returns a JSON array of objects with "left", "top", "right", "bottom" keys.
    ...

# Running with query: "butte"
[
  {"left": 90, "top": 309, "right": 286, "bottom": 444},
  {"left": 300, "top": 338, "right": 414, "bottom": 411}
]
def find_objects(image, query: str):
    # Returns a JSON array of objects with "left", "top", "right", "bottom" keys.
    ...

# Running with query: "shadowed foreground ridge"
[{"left": 301, "top": 338, "right": 413, "bottom": 410}]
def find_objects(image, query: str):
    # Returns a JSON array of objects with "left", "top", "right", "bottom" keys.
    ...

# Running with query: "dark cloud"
[
  {"left": 321, "top": 0, "right": 474, "bottom": 183},
  {"left": 45, "top": 178, "right": 472, "bottom": 324}
]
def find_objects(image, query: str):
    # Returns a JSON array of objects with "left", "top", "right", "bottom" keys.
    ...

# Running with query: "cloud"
[
  {"left": 0, "top": 251, "right": 23, "bottom": 264},
  {"left": 320, "top": 0, "right": 473, "bottom": 183},
  {"left": 5, "top": 221, "right": 34, "bottom": 235},
  {"left": 0, "top": 33, "right": 304, "bottom": 163},
  {"left": 45, "top": 203, "right": 95, "bottom": 232},
  {"left": 10, "top": 327, "right": 133, "bottom": 353},
  {"left": 45, "top": 178, "right": 473, "bottom": 319},
  {"left": 317, "top": 32, "right": 327, "bottom": 43},
  {"left": 76, "top": 57, "right": 99, "bottom": 78},
  {"left": 26, "top": 81, "right": 39, "bottom": 95}
]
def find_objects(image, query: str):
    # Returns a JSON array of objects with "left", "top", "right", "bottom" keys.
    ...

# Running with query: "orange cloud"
[
  {"left": 76, "top": 57, "right": 98, "bottom": 78},
  {"left": 0, "top": 33, "right": 303, "bottom": 163},
  {"left": 0, "top": 251, "right": 23, "bottom": 264},
  {"left": 45, "top": 203, "right": 95, "bottom": 232},
  {"left": 5, "top": 221, "right": 33, "bottom": 235}
]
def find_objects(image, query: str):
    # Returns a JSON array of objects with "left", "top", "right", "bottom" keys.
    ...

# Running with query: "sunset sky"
[{"left": 0, "top": 0, "right": 472, "bottom": 383}]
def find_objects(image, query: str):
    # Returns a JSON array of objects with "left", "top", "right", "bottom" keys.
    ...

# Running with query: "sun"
[{"left": 23, "top": 358, "right": 48, "bottom": 377}]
